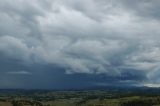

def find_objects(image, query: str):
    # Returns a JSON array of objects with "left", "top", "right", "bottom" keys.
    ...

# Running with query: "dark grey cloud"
[
  {"left": 0, "top": 0, "right": 160, "bottom": 88},
  {"left": 119, "top": 0, "right": 160, "bottom": 20}
]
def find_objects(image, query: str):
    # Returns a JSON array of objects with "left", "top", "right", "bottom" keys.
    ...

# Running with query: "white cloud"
[{"left": 7, "top": 71, "right": 32, "bottom": 75}]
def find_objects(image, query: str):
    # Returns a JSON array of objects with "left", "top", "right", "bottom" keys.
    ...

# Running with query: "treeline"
[
  {"left": 120, "top": 97, "right": 160, "bottom": 106},
  {"left": 76, "top": 96, "right": 160, "bottom": 106},
  {"left": 11, "top": 100, "right": 50, "bottom": 106}
]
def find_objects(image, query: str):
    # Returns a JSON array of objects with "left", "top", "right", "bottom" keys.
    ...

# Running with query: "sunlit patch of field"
[
  {"left": 43, "top": 99, "right": 78, "bottom": 106},
  {"left": 0, "top": 102, "right": 12, "bottom": 106}
]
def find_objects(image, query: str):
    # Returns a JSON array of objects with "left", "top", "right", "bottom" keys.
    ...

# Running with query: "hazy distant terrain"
[{"left": 0, "top": 87, "right": 160, "bottom": 106}]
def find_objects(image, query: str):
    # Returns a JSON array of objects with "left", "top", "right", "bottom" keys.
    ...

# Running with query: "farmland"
[{"left": 0, "top": 87, "right": 160, "bottom": 106}]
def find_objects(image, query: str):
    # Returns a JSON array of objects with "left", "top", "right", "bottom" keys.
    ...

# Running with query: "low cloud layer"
[{"left": 0, "top": 0, "right": 160, "bottom": 88}]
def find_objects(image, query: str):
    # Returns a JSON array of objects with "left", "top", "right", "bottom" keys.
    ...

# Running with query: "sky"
[{"left": 0, "top": 0, "right": 160, "bottom": 89}]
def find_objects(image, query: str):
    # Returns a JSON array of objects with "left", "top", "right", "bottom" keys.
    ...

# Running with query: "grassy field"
[
  {"left": 1, "top": 96, "right": 160, "bottom": 106},
  {"left": 0, "top": 102, "right": 12, "bottom": 106},
  {"left": 0, "top": 88, "right": 160, "bottom": 106}
]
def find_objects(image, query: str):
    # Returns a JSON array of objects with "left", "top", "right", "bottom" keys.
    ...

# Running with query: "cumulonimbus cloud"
[{"left": 0, "top": 0, "right": 160, "bottom": 87}]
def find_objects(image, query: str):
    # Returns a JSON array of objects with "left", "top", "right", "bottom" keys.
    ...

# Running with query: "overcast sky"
[{"left": 0, "top": 0, "right": 160, "bottom": 89}]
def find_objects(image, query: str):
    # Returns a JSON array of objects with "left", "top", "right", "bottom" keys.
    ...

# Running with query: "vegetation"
[{"left": 0, "top": 88, "right": 160, "bottom": 106}]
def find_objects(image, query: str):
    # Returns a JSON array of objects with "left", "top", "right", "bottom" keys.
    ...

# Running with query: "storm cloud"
[{"left": 0, "top": 0, "right": 160, "bottom": 88}]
